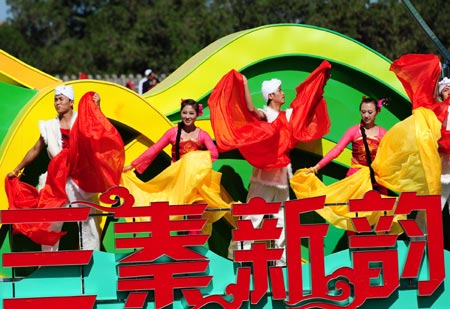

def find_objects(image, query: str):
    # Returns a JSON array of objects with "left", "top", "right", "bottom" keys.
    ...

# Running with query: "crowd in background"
[{"left": 56, "top": 70, "right": 165, "bottom": 94}]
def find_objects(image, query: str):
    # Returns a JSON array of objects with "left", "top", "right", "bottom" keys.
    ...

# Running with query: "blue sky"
[{"left": 0, "top": 0, "right": 9, "bottom": 22}]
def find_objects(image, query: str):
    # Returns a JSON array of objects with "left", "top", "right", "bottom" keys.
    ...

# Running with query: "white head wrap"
[
  {"left": 261, "top": 78, "right": 282, "bottom": 102},
  {"left": 55, "top": 85, "right": 74, "bottom": 101},
  {"left": 439, "top": 77, "right": 450, "bottom": 94},
  {"left": 145, "top": 69, "right": 152, "bottom": 76}
]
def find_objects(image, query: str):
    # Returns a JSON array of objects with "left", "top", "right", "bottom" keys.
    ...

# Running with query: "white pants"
[
  {"left": 441, "top": 153, "right": 450, "bottom": 214},
  {"left": 228, "top": 181, "right": 288, "bottom": 266},
  {"left": 41, "top": 177, "right": 100, "bottom": 252}
]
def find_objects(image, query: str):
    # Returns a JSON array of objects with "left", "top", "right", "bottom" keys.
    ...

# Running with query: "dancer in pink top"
[
  {"left": 124, "top": 99, "right": 218, "bottom": 173},
  {"left": 308, "top": 97, "right": 386, "bottom": 183},
  {"left": 122, "top": 99, "right": 231, "bottom": 235}
]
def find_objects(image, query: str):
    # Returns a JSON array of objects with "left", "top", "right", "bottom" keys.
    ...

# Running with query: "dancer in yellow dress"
[
  {"left": 307, "top": 96, "right": 387, "bottom": 194},
  {"left": 122, "top": 99, "right": 235, "bottom": 234},
  {"left": 292, "top": 97, "right": 390, "bottom": 231},
  {"left": 292, "top": 54, "right": 442, "bottom": 232}
]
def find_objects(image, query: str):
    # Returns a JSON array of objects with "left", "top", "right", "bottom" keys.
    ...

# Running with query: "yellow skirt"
[
  {"left": 372, "top": 107, "right": 441, "bottom": 195},
  {"left": 291, "top": 107, "right": 442, "bottom": 233},
  {"left": 120, "top": 151, "right": 236, "bottom": 234}
]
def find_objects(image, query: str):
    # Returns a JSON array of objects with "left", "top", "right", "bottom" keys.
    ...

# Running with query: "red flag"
[{"left": 79, "top": 72, "right": 88, "bottom": 79}]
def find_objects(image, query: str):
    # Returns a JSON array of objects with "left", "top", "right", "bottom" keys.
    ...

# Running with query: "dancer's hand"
[
  {"left": 254, "top": 109, "right": 266, "bottom": 121},
  {"left": 7, "top": 168, "right": 23, "bottom": 178},
  {"left": 123, "top": 165, "right": 134, "bottom": 172},
  {"left": 306, "top": 165, "right": 319, "bottom": 174}
]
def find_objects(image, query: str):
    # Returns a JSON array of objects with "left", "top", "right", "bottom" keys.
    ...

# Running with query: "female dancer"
[
  {"left": 308, "top": 97, "right": 387, "bottom": 193},
  {"left": 124, "top": 99, "right": 218, "bottom": 172},
  {"left": 291, "top": 54, "right": 442, "bottom": 232},
  {"left": 122, "top": 99, "right": 233, "bottom": 234}
]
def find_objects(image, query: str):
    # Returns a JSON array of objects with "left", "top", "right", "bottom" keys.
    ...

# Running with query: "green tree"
[{"left": 1, "top": 0, "right": 449, "bottom": 76}]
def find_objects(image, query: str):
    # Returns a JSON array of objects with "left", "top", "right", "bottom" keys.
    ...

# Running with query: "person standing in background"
[
  {"left": 138, "top": 68, "right": 152, "bottom": 94},
  {"left": 142, "top": 69, "right": 160, "bottom": 93}
]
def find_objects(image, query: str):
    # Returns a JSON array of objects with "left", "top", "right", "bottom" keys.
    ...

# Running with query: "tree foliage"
[{"left": 1, "top": 0, "right": 449, "bottom": 76}]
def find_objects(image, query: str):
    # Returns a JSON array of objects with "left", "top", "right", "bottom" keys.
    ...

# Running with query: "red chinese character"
[
  {"left": 1, "top": 206, "right": 96, "bottom": 306},
  {"left": 232, "top": 197, "right": 286, "bottom": 304},
  {"left": 348, "top": 190, "right": 400, "bottom": 302},
  {"left": 285, "top": 196, "right": 357, "bottom": 308},
  {"left": 92, "top": 187, "right": 212, "bottom": 308},
  {"left": 4, "top": 295, "right": 96, "bottom": 309},
  {"left": 395, "top": 193, "right": 445, "bottom": 296},
  {"left": 184, "top": 197, "right": 286, "bottom": 307}
]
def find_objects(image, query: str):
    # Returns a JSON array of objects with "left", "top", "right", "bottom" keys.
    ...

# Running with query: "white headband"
[
  {"left": 439, "top": 77, "right": 450, "bottom": 94},
  {"left": 261, "top": 78, "right": 282, "bottom": 102},
  {"left": 55, "top": 85, "right": 74, "bottom": 100}
]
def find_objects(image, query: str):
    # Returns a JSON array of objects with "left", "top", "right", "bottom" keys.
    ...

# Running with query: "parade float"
[{"left": 0, "top": 23, "right": 448, "bottom": 308}]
